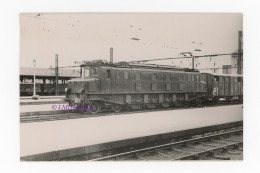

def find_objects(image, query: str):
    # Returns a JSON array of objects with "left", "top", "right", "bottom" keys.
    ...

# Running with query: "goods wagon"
[{"left": 212, "top": 74, "right": 243, "bottom": 103}]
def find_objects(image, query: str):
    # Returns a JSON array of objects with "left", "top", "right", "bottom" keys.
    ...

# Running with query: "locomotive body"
[{"left": 65, "top": 61, "right": 242, "bottom": 114}]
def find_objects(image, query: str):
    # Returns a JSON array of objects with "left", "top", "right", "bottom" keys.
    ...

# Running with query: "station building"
[{"left": 20, "top": 67, "right": 80, "bottom": 96}]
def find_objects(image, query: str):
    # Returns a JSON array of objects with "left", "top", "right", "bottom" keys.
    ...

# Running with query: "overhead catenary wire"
[
  {"left": 49, "top": 65, "right": 80, "bottom": 69},
  {"left": 197, "top": 66, "right": 241, "bottom": 70},
  {"left": 50, "top": 52, "right": 241, "bottom": 70},
  {"left": 130, "top": 53, "right": 240, "bottom": 63}
]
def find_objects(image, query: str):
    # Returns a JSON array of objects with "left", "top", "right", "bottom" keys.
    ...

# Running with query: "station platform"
[
  {"left": 20, "top": 96, "right": 65, "bottom": 100},
  {"left": 20, "top": 96, "right": 65, "bottom": 105},
  {"left": 20, "top": 103, "right": 71, "bottom": 116},
  {"left": 20, "top": 104, "right": 243, "bottom": 160}
]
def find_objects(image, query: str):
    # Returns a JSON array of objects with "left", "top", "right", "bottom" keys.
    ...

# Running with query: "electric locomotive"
[{"left": 65, "top": 60, "right": 243, "bottom": 114}]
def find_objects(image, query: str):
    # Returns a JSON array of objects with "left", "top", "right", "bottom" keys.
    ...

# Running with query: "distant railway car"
[
  {"left": 66, "top": 61, "right": 239, "bottom": 114},
  {"left": 212, "top": 74, "right": 243, "bottom": 103},
  {"left": 43, "top": 83, "right": 67, "bottom": 95},
  {"left": 20, "top": 83, "right": 42, "bottom": 96},
  {"left": 20, "top": 83, "right": 68, "bottom": 96}
]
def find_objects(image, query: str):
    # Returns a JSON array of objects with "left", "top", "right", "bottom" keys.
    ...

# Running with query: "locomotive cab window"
[
  {"left": 82, "top": 66, "right": 98, "bottom": 78},
  {"left": 92, "top": 67, "right": 98, "bottom": 77},
  {"left": 106, "top": 70, "right": 111, "bottom": 78},
  {"left": 214, "top": 76, "right": 219, "bottom": 81},
  {"left": 83, "top": 66, "right": 90, "bottom": 78}
]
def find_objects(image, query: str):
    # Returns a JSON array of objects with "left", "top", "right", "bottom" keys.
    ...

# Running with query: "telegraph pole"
[
  {"left": 33, "top": 59, "right": 36, "bottom": 97},
  {"left": 237, "top": 31, "right": 243, "bottom": 75},
  {"left": 110, "top": 47, "right": 113, "bottom": 63},
  {"left": 192, "top": 56, "right": 194, "bottom": 70},
  {"left": 55, "top": 54, "right": 59, "bottom": 96},
  {"left": 32, "top": 59, "right": 39, "bottom": 99}
]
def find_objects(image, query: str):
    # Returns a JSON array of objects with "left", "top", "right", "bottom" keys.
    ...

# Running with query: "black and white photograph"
[{"left": 19, "top": 13, "right": 244, "bottom": 161}]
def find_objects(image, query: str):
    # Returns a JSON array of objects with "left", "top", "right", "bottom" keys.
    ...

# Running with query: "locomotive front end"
[
  {"left": 66, "top": 78, "right": 86, "bottom": 107},
  {"left": 65, "top": 65, "right": 99, "bottom": 109}
]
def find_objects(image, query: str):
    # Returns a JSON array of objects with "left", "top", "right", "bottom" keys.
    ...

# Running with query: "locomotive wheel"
[
  {"left": 161, "top": 103, "right": 170, "bottom": 108},
  {"left": 226, "top": 97, "right": 231, "bottom": 103},
  {"left": 89, "top": 103, "right": 101, "bottom": 114},
  {"left": 195, "top": 99, "right": 202, "bottom": 107},
  {"left": 184, "top": 101, "right": 190, "bottom": 107},
  {"left": 214, "top": 98, "right": 219, "bottom": 105},
  {"left": 146, "top": 104, "right": 157, "bottom": 109},
  {"left": 112, "top": 104, "right": 122, "bottom": 113}
]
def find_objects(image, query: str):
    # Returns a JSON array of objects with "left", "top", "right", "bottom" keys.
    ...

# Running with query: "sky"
[{"left": 20, "top": 13, "right": 242, "bottom": 69}]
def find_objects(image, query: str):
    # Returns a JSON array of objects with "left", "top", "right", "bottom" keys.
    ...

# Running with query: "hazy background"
[{"left": 20, "top": 13, "right": 242, "bottom": 69}]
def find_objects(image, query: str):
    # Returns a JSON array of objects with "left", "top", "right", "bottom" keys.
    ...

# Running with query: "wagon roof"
[{"left": 213, "top": 74, "right": 243, "bottom": 77}]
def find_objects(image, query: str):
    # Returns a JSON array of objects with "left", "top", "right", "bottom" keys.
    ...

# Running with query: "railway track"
[
  {"left": 20, "top": 102, "right": 242, "bottom": 123},
  {"left": 86, "top": 128, "right": 243, "bottom": 161}
]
